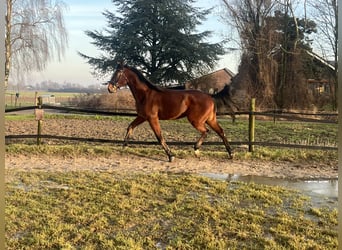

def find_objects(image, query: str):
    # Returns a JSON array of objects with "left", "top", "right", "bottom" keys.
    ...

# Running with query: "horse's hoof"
[
  {"left": 194, "top": 149, "right": 200, "bottom": 157},
  {"left": 168, "top": 155, "right": 175, "bottom": 162}
]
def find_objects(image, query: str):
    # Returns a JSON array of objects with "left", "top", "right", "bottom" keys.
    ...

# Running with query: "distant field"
[
  {"left": 4, "top": 89, "right": 133, "bottom": 110},
  {"left": 5, "top": 91, "right": 91, "bottom": 108}
]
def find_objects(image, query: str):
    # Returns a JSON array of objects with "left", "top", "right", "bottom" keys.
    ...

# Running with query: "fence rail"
[{"left": 5, "top": 100, "right": 338, "bottom": 151}]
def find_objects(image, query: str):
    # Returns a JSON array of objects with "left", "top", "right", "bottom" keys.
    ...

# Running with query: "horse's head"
[{"left": 107, "top": 62, "right": 129, "bottom": 93}]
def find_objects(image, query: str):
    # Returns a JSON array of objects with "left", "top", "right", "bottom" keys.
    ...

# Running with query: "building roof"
[
  {"left": 199, "top": 68, "right": 236, "bottom": 79},
  {"left": 185, "top": 67, "right": 235, "bottom": 93},
  {"left": 305, "top": 50, "right": 335, "bottom": 71}
]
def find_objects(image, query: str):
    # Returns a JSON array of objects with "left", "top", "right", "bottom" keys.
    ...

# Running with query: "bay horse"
[{"left": 107, "top": 63, "right": 233, "bottom": 162}]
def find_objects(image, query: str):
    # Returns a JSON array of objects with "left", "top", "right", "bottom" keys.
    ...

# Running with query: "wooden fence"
[{"left": 5, "top": 98, "right": 338, "bottom": 152}]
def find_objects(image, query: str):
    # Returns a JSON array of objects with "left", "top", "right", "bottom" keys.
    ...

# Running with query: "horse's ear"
[
  {"left": 116, "top": 61, "right": 123, "bottom": 70},
  {"left": 116, "top": 60, "right": 125, "bottom": 69}
]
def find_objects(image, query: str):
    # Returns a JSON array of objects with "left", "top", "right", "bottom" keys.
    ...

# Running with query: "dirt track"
[{"left": 5, "top": 118, "right": 338, "bottom": 180}]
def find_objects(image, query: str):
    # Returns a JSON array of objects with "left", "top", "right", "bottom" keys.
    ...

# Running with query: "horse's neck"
[{"left": 126, "top": 71, "right": 150, "bottom": 103}]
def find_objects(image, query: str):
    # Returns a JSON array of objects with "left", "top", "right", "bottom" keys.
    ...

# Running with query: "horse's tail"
[{"left": 211, "top": 84, "right": 239, "bottom": 122}]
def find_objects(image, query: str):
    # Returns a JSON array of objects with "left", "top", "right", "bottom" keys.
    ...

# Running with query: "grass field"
[{"left": 6, "top": 172, "right": 337, "bottom": 249}]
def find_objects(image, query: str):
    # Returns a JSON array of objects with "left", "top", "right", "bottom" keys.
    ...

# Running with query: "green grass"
[
  {"left": 6, "top": 172, "right": 337, "bottom": 249},
  {"left": 5, "top": 114, "right": 36, "bottom": 121},
  {"left": 253, "top": 120, "right": 337, "bottom": 146}
]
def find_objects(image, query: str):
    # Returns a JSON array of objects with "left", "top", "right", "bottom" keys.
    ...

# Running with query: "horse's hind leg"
[
  {"left": 206, "top": 118, "right": 233, "bottom": 159},
  {"left": 148, "top": 118, "right": 174, "bottom": 162},
  {"left": 124, "top": 116, "right": 146, "bottom": 146}
]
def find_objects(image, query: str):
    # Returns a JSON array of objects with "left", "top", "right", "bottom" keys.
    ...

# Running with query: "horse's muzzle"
[{"left": 108, "top": 84, "right": 117, "bottom": 93}]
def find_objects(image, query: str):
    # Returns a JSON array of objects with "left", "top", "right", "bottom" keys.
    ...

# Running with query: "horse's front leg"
[
  {"left": 124, "top": 116, "right": 146, "bottom": 146},
  {"left": 148, "top": 118, "right": 174, "bottom": 162}
]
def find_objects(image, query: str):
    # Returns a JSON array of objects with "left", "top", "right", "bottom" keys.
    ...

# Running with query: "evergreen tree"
[{"left": 79, "top": 0, "right": 224, "bottom": 84}]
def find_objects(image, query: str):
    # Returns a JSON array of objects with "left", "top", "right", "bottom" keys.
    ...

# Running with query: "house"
[
  {"left": 185, "top": 68, "right": 235, "bottom": 94},
  {"left": 305, "top": 50, "right": 336, "bottom": 96}
]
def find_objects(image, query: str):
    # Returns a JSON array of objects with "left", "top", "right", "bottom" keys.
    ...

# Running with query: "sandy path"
[{"left": 5, "top": 153, "right": 338, "bottom": 180}]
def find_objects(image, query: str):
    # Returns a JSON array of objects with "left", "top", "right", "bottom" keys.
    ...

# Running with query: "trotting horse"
[{"left": 107, "top": 62, "right": 233, "bottom": 162}]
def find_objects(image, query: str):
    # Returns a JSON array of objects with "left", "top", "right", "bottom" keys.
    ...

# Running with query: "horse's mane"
[{"left": 125, "top": 65, "right": 163, "bottom": 92}]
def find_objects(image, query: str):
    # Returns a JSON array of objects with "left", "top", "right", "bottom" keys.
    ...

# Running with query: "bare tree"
[
  {"left": 220, "top": 0, "right": 318, "bottom": 109},
  {"left": 220, "top": 0, "right": 278, "bottom": 108},
  {"left": 5, "top": 0, "right": 68, "bottom": 89},
  {"left": 308, "top": 0, "right": 337, "bottom": 61},
  {"left": 307, "top": 0, "right": 337, "bottom": 109}
]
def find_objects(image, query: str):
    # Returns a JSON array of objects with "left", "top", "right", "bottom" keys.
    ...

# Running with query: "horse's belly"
[
  {"left": 157, "top": 103, "right": 188, "bottom": 120},
  {"left": 158, "top": 109, "right": 187, "bottom": 120}
]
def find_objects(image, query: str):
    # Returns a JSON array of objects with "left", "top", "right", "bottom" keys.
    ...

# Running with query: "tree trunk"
[
  {"left": 333, "top": 0, "right": 338, "bottom": 110},
  {"left": 5, "top": 0, "right": 12, "bottom": 90}
]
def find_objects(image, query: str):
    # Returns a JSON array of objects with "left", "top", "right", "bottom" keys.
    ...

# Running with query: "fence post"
[
  {"left": 35, "top": 96, "right": 44, "bottom": 145},
  {"left": 248, "top": 98, "right": 255, "bottom": 152}
]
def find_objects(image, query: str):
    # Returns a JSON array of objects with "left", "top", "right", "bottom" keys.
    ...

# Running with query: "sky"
[{"left": 29, "top": 0, "right": 240, "bottom": 87}]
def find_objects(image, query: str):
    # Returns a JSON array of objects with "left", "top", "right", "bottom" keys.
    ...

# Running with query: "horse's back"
[
  {"left": 182, "top": 89, "right": 214, "bottom": 109},
  {"left": 154, "top": 89, "right": 215, "bottom": 120},
  {"left": 163, "top": 89, "right": 214, "bottom": 108}
]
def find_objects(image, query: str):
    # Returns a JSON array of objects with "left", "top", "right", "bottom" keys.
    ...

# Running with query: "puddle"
[{"left": 201, "top": 173, "right": 338, "bottom": 208}]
